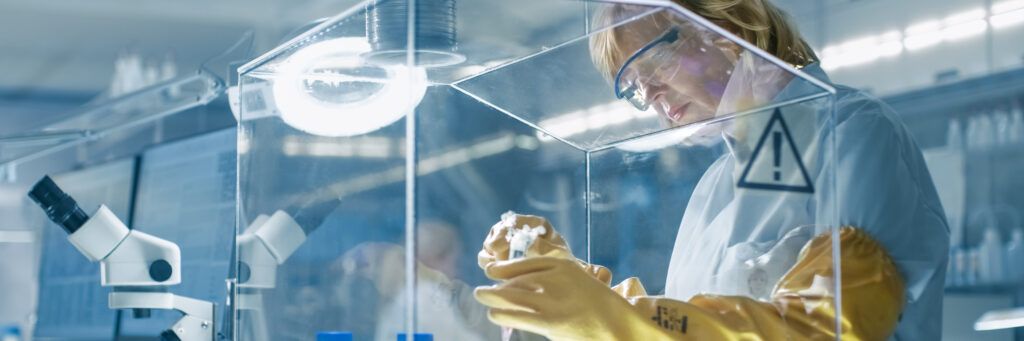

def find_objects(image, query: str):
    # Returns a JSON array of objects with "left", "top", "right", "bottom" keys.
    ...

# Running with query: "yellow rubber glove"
[
  {"left": 477, "top": 213, "right": 612, "bottom": 285},
  {"left": 475, "top": 256, "right": 663, "bottom": 340},
  {"left": 474, "top": 227, "right": 905, "bottom": 341}
]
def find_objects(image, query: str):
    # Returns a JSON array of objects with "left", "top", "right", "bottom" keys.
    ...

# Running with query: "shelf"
[
  {"left": 882, "top": 67, "right": 1024, "bottom": 119},
  {"left": 0, "top": 69, "right": 224, "bottom": 166},
  {"left": 946, "top": 283, "right": 1024, "bottom": 295}
]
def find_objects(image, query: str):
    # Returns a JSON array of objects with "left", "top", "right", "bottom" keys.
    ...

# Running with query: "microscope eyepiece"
[
  {"left": 28, "top": 175, "right": 90, "bottom": 234},
  {"left": 290, "top": 198, "right": 341, "bottom": 236}
]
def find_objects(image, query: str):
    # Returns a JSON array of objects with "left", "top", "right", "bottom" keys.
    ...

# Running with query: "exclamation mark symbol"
[{"left": 773, "top": 131, "right": 782, "bottom": 182}]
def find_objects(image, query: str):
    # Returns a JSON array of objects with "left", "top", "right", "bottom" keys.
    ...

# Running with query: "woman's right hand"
[
  {"left": 477, "top": 213, "right": 611, "bottom": 284},
  {"left": 477, "top": 214, "right": 572, "bottom": 270}
]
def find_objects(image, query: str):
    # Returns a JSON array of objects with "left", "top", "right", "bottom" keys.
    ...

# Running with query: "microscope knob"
[
  {"left": 238, "top": 262, "right": 252, "bottom": 283},
  {"left": 149, "top": 259, "right": 173, "bottom": 282}
]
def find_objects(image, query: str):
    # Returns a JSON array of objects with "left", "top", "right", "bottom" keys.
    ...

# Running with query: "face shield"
[
  {"left": 613, "top": 26, "right": 685, "bottom": 112},
  {"left": 612, "top": 20, "right": 737, "bottom": 128}
]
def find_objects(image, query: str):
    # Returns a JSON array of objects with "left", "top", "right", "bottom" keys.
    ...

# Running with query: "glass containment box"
[{"left": 236, "top": 0, "right": 840, "bottom": 340}]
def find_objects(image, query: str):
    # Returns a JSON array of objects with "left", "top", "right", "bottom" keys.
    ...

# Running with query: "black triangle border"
[{"left": 736, "top": 108, "right": 815, "bottom": 194}]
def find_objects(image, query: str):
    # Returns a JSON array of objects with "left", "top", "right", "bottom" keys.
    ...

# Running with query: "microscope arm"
[
  {"left": 68, "top": 205, "right": 182, "bottom": 286},
  {"left": 110, "top": 292, "right": 215, "bottom": 341}
]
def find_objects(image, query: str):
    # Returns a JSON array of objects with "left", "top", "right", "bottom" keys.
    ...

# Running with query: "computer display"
[
  {"left": 34, "top": 158, "right": 136, "bottom": 340},
  {"left": 118, "top": 128, "right": 236, "bottom": 338}
]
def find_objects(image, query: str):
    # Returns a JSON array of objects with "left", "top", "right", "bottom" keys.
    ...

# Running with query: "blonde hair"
[{"left": 589, "top": 0, "right": 816, "bottom": 80}]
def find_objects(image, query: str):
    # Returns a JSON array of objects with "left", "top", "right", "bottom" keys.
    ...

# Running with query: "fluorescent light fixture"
[
  {"left": 356, "top": 141, "right": 391, "bottom": 158},
  {"left": 993, "top": 0, "right": 1024, "bottom": 14},
  {"left": 615, "top": 123, "right": 706, "bottom": 152},
  {"left": 820, "top": 31, "right": 902, "bottom": 70},
  {"left": 904, "top": 34, "right": 942, "bottom": 51},
  {"left": 838, "top": 35, "right": 882, "bottom": 67},
  {"left": 946, "top": 8, "right": 987, "bottom": 24},
  {"left": 944, "top": 19, "right": 988, "bottom": 41},
  {"left": 820, "top": 61, "right": 840, "bottom": 72},
  {"left": 904, "top": 20, "right": 943, "bottom": 51},
  {"left": 941, "top": 9, "right": 988, "bottom": 41},
  {"left": 633, "top": 108, "right": 659, "bottom": 119},
  {"left": 839, "top": 35, "right": 880, "bottom": 50},
  {"left": 821, "top": 46, "right": 842, "bottom": 61},
  {"left": 281, "top": 136, "right": 394, "bottom": 158},
  {"left": 878, "top": 31, "right": 905, "bottom": 57},
  {"left": 327, "top": 135, "right": 523, "bottom": 198},
  {"left": 906, "top": 20, "right": 943, "bottom": 35},
  {"left": 586, "top": 104, "right": 633, "bottom": 129},
  {"left": 537, "top": 102, "right": 656, "bottom": 143},
  {"left": 515, "top": 135, "right": 539, "bottom": 150},
  {"left": 975, "top": 307, "right": 1024, "bottom": 331},
  {"left": 991, "top": 8, "right": 1024, "bottom": 28},
  {"left": 539, "top": 115, "right": 588, "bottom": 138},
  {"left": 414, "top": 134, "right": 516, "bottom": 177},
  {"left": 878, "top": 41, "right": 904, "bottom": 57},
  {"left": 815, "top": 5, "right": 1024, "bottom": 72},
  {"left": 273, "top": 37, "right": 428, "bottom": 137}
]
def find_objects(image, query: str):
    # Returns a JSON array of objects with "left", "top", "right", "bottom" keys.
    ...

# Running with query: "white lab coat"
[{"left": 665, "top": 59, "right": 949, "bottom": 340}]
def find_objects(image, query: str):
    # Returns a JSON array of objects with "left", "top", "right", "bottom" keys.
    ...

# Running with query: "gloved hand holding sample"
[
  {"left": 476, "top": 256, "right": 652, "bottom": 340},
  {"left": 478, "top": 212, "right": 611, "bottom": 285},
  {"left": 478, "top": 213, "right": 569, "bottom": 266},
  {"left": 475, "top": 227, "right": 906, "bottom": 340}
]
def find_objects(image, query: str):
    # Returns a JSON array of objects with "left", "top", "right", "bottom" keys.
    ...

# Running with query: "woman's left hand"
[{"left": 474, "top": 257, "right": 656, "bottom": 341}]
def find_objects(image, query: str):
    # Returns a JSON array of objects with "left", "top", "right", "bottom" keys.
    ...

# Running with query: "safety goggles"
[{"left": 613, "top": 27, "right": 681, "bottom": 111}]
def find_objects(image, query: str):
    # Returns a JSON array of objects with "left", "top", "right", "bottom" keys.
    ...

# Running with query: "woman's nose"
[{"left": 644, "top": 82, "right": 668, "bottom": 105}]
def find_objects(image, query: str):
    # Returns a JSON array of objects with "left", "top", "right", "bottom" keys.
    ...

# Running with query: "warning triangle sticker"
[{"left": 737, "top": 109, "right": 814, "bottom": 193}]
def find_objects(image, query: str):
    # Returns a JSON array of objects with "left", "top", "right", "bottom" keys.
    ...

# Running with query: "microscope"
[
  {"left": 232, "top": 199, "right": 336, "bottom": 341},
  {"left": 28, "top": 176, "right": 215, "bottom": 341},
  {"left": 234, "top": 193, "right": 339, "bottom": 290}
]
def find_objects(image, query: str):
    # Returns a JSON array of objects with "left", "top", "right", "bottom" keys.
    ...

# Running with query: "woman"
[{"left": 474, "top": 1, "right": 948, "bottom": 340}]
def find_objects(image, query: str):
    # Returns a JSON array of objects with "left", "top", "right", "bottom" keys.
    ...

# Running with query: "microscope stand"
[{"left": 110, "top": 291, "right": 215, "bottom": 341}]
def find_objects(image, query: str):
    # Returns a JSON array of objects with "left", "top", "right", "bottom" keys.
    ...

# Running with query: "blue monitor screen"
[
  {"left": 117, "top": 128, "right": 236, "bottom": 338},
  {"left": 34, "top": 158, "right": 136, "bottom": 340}
]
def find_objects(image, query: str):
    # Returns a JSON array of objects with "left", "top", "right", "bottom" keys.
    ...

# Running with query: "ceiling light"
[
  {"left": 945, "top": 8, "right": 987, "bottom": 24},
  {"left": 615, "top": 123, "right": 707, "bottom": 152},
  {"left": 273, "top": 37, "right": 428, "bottom": 137},
  {"left": 991, "top": 8, "right": 1024, "bottom": 28},
  {"left": 993, "top": 0, "right": 1024, "bottom": 14},
  {"left": 904, "top": 20, "right": 944, "bottom": 51},
  {"left": 944, "top": 20, "right": 988, "bottom": 41}
]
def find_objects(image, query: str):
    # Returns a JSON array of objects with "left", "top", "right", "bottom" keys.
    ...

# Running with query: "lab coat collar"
[
  {"left": 720, "top": 61, "right": 832, "bottom": 178},
  {"left": 772, "top": 62, "right": 834, "bottom": 104}
]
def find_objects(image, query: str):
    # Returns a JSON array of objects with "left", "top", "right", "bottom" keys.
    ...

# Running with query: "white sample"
[{"left": 503, "top": 211, "right": 547, "bottom": 260}]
